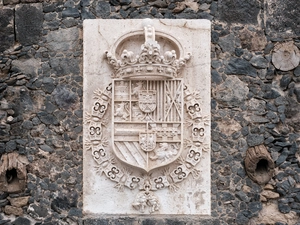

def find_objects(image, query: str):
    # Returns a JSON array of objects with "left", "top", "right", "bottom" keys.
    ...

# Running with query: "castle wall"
[{"left": 0, "top": 0, "right": 299, "bottom": 224}]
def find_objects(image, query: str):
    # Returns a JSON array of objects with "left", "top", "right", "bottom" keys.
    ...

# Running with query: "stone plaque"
[{"left": 83, "top": 19, "right": 211, "bottom": 215}]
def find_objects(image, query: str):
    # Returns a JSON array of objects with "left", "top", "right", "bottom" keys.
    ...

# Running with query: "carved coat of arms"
[{"left": 85, "top": 19, "right": 210, "bottom": 214}]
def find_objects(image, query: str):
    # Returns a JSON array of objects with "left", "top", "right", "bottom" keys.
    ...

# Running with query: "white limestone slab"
[{"left": 83, "top": 19, "right": 211, "bottom": 215}]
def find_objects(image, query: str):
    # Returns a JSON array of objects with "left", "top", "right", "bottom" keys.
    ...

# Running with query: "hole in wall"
[
  {"left": 255, "top": 159, "right": 268, "bottom": 174},
  {"left": 6, "top": 168, "right": 18, "bottom": 184}
]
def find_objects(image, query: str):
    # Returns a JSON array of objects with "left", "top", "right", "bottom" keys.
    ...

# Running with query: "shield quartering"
[
  {"left": 139, "top": 90, "right": 156, "bottom": 113},
  {"left": 107, "top": 20, "right": 191, "bottom": 172},
  {"left": 112, "top": 79, "right": 184, "bottom": 172}
]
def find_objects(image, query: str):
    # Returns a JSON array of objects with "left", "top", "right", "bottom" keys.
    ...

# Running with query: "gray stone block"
[
  {"left": 0, "top": 9, "right": 14, "bottom": 52},
  {"left": 15, "top": 4, "right": 43, "bottom": 45}
]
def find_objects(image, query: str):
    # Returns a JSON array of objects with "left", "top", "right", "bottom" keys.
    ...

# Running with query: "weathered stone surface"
[
  {"left": 91, "top": 1, "right": 111, "bottom": 18},
  {"left": 27, "top": 203, "right": 48, "bottom": 220},
  {"left": 62, "top": 7, "right": 80, "bottom": 18},
  {"left": 266, "top": 0, "right": 300, "bottom": 38},
  {"left": 12, "top": 217, "right": 30, "bottom": 225},
  {"left": 261, "top": 190, "right": 280, "bottom": 199},
  {"left": 0, "top": 9, "right": 14, "bottom": 52},
  {"left": 3, "top": 0, "right": 20, "bottom": 5},
  {"left": 225, "top": 58, "right": 257, "bottom": 77},
  {"left": 11, "top": 58, "right": 40, "bottom": 76},
  {"left": 249, "top": 202, "right": 299, "bottom": 224},
  {"left": 250, "top": 55, "right": 269, "bottom": 69},
  {"left": 15, "top": 4, "right": 43, "bottom": 45},
  {"left": 214, "top": 76, "right": 249, "bottom": 106},
  {"left": 239, "top": 28, "right": 267, "bottom": 51},
  {"left": 7, "top": 196, "right": 29, "bottom": 207},
  {"left": 49, "top": 57, "right": 80, "bottom": 76},
  {"left": 246, "top": 134, "right": 264, "bottom": 147},
  {"left": 245, "top": 145, "right": 275, "bottom": 184},
  {"left": 4, "top": 205, "right": 23, "bottom": 216},
  {"left": 217, "top": 0, "right": 260, "bottom": 24},
  {"left": 218, "top": 33, "right": 236, "bottom": 54},
  {"left": 52, "top": 85, "right": 78, "bottom": 109},
  {"left": 0, "top": 153, "right": 28, "bottom": 193},
  {"left": 272, "top": 41, "right": 300, "bottom": 71},
  {"left": 83, "top": 19, "right": 211, "bottom": 215},
  {"left": 46, "top": 27, "right": 79, "bottom": 52}
]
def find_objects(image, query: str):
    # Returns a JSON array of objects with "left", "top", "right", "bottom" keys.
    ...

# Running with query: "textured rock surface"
[{"left": 0, "top": 0, "right": 299, "bottom": 224}]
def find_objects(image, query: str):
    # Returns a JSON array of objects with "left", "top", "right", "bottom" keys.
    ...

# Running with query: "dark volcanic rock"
[
  {"left": 246, "top": 134, "right": 264, "bottom": 146},
  {"left": 266, "top": 0, "right": 300, "bottom": 37},
  {"left": 250, "top": 55, "right": 269, "bottom": 69},
  {"left": 225, "top": 58, "right": 257, "bottom": 77},
  {"left": 218, "top": 0, "right": 261, "bottom": 24},
  {"left": 92, "top": 1, "right": 111, "bottom": 18},
  {"left": 52, "top": 86, "right": 78, "bottom": 109},
  {"left": 15, "top": 4, "right": 43, "bottom": 45},
  {"left": 0, "top": 9, "right": 14, "bottom": 52},
  {"left": 12, "top": 217, "right": 31, "bottom": 225}
]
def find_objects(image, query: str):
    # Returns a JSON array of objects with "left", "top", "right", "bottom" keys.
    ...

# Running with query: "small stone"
[
  {"left": 199, "top": 3, "right": 210, "bottom": 11},
  {"left": 62, "top": 8, "right": 80, "bottom": 18},
  {"left": 294, "top": 88, "right": 300, "bottom": 103},
  {"left": 246, "top": 134, "right": 264, "bottom": 147},
  {"left": 149, "top": 0, "right": 168, "bottom": 8},
  {"left": 93, "top": 1, "right": 111, "bottom": 18},
  {"left": 294, "top": 66, "right": 300, "bottom": 77},
  {"left": 235, "top": 191, "right": 249, "bottom": 202},
  {"left": 250, "top": 55, "right": 269, "bottom": 69},
  {"left": 37, "top": 112, "right": 59, "bottom": 125},
  {"left": 68, "top": 207, "right": 82, "bottom": 217},
  {"left": 236, "top": 211, "right": 250, "bottom": 225},
  {"left": 214, "top": 76, "right": 249, "bottom": 107},
  {"left": 27, "top": 203, "right": 48, "bottom": 220},
  {"left": 278, "top": 202, "right": 291, "bottom": 214},
  {"left": 280, "top": 75, "right": 292, "bottom": 90},
  {"left": 225, "top": 58, "right": 257, "bottom": 77},
  {"left": 248, "top": 201, "right": 262, "bottom": 213},
  {"left": 15, "top": 4, "right": 43, "bottom": 45},
  {"left": 261, "top": 190, "right": 280, "bottom": 199},
  {"left": 250, "top": 115, "right": 269, "bottom": 123},
  {"left": 211, "top": 31, "right": 219, "bottom": 44},
  {"left": 276, "top": 149, "right": 289, "bottom": 166},
  {"left": 0, "top": 9, "right": 14, "bottom": 52},
  {"left": 0, "top": 199, "right": 9, "bottom": 207},
  {"left": 211, "top": 70, "right": 222, "bottom": 84},
  {"left": 120, "top": 0, "right": 131, "bottom": 5},
  {"left": 263, "top": 89, "right": 281, "bottom": 99},
  {"left": 12, "top": 217, "right": 30, "bottom": 225},
  {"left": 218, "top": 34, "right": 236, "bottom": 54},
  {"left": 8, "top": 196, "right": 29, "bottom": 207},
  {"left": 4, "top": 205, "right": 23, "bottom": 216},
  {"left": 40, "top": 144, "right": 54, "bottom": 153},
  {"left": 53, "top": 86, "right": 78, "bottom": 109}
]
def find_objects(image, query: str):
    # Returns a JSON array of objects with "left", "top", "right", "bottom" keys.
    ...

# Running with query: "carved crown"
[{"left": 105, "top": 20, "right": 191, "bottom": 80}]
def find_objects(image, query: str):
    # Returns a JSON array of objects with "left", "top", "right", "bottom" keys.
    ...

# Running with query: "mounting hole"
[{"left": 6, "top": 168, "right": 18, "bottom": 184}]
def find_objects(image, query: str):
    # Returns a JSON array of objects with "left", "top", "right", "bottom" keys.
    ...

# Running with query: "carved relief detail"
[{"left": 85, "top": 21, "right": 210, "bottom": 213}]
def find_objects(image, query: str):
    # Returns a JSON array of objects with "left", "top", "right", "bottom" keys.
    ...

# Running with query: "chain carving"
[{"left": 86, "top": 83, "right": 209, "bottom": 213}]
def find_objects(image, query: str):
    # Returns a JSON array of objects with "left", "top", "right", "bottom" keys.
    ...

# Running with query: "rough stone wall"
[{"left": 0, "top": 0, "right": 299, "bottom": 224}]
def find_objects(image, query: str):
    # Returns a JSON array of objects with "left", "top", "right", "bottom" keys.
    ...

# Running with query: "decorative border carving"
[{"left": 85, "top": 84, "right": 210, "bottom": 213}]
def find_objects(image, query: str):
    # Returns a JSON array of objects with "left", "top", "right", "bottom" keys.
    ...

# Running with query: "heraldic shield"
[{"left": 112, "top": 79, "right": 184, "bottom": 172}]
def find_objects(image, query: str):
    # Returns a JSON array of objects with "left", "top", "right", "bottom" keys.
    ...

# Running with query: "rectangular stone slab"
[{"left": 83, "top": 19, "right": 211, "bottom": 215}]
